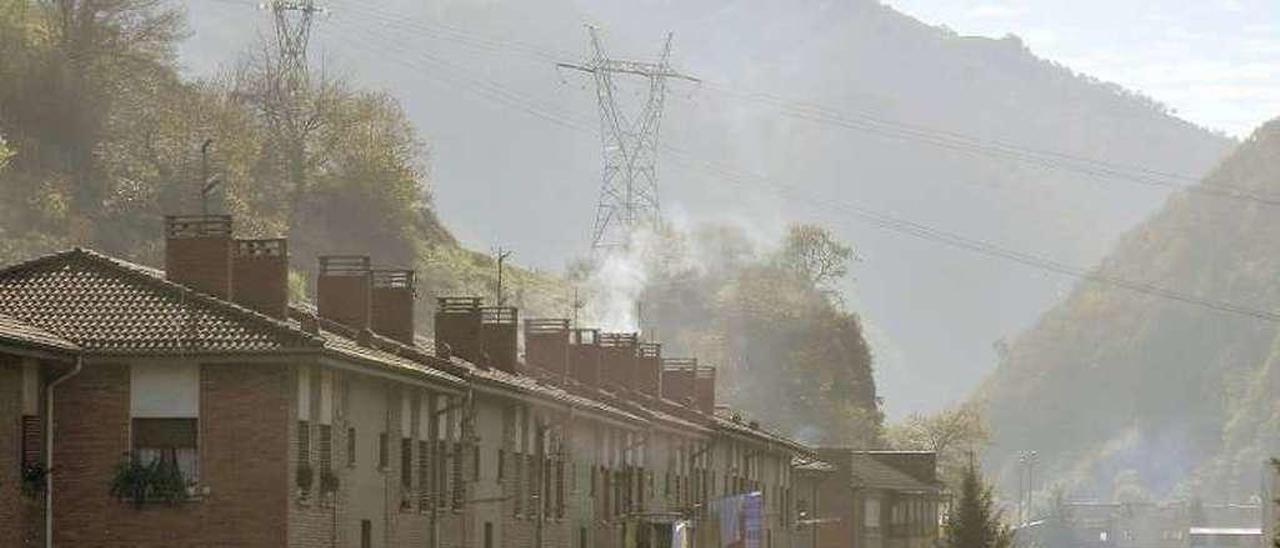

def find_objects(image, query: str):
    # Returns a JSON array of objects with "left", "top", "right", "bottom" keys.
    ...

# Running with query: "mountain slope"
[
  {"left": 978, "top": 120, "right": 1280, "bottom": 501},
  {"left": 181, "top": 0, "right": 1232, "bottom": 415}
]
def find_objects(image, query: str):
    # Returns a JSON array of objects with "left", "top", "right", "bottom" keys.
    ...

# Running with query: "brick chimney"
[
  {"left": 694, "top": 364, "right": 716, "bottom": 415},
  {"left": 317, "top": 256, "right": 372, "bottom": 330},
  {"left": 165, "top": 215, "right": 233, "bottom": 299},
  {"left": 599, "top": 332, "right": 638, "bottom": 393},
  {"left": 434, "top": 297, "right": 482, "bottom": 364},
  {"left": 636, "top": 342, "right": 661, "bottom": 397},
  {"left": 661, "top": 358, "right": 696, "bottom": 406},
  {"left": 232, "top": 239, "right": 288, "bottom": 318},
  {"left": 371, "top": 269, "right": 416, "bottom": 345},
  {"left": 569, "top": 328, "right": 602, "bottom": 387},
  {"left": 525, "top": 319, "right": 570, "bottom": 380},
  {"left": 480, "top": 306, "right": 518, "bottom": 373}
]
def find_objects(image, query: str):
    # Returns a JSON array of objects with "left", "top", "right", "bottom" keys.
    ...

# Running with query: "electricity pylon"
[
  {"left": 559, "top": 28, "right": 697, "bottom": 251},
  {"left": 268, "top": 0, "right": 323, "bottom": 97}
]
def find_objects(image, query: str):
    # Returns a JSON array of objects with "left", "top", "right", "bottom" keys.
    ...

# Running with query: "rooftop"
[
  {"left": 0, "top": 246, "right": 815, "bottom": 454},
  {"left": 0, "top": 248, "right": 318, "bottom": 353},
  {"left": 0, "top": 312, "right": 78, "bottom": 353}
]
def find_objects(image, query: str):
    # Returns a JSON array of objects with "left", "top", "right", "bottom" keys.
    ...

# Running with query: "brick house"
[
  {"left": 804, "top": 449, "right": 944, "bottom": 548},
  {"left": 0, "top": 214, "right": 821, "bottom": 548}
]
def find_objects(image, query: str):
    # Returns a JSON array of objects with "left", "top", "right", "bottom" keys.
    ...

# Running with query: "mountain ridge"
[{"left": 978, "top": 119, "right": 1280, "bottom": 502}]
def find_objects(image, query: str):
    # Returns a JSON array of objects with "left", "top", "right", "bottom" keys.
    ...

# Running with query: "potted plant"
[
  {"left": 319, "top": 467, "right": 339, "bottom": 495},
  {"left": 296, "top": 462, "right": 314, "bottom": 496},
  {"left": 21, "top": 461, "right": 47, "bottom": 499},
  {"left": 109, "top": 453, "right": 190, "bottom": 508}
]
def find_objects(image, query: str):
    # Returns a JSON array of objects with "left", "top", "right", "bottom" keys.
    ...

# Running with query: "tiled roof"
[
  {"left": 457, "top": 359, "right": 647, "bottom": 424},
  {"left": 792, "top": 457, "right": 836, "bottom": 473},
  {"left": 0, "top": 312, "right": 79, "bottom": 353},
  {"left": 714, "top": 414, "right": 811, "bottom": 454},
  {"left": 317, "top": 329, "right": 463, "bottom": 387},
  {"left": 0, "top": 249, "right": 321, "bottom": 353},
  {"left": 846, "top": 452, "right": 936, "bottom": 492}
]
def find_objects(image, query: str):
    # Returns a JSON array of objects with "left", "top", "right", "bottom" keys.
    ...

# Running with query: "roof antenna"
[{"left": 199, "top": 139, "right": 222, "bottom": 215}]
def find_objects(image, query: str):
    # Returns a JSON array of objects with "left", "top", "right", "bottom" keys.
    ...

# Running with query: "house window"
[
  {"left": 318, "top": 425, "right": 332, "bottom": 477},
  {"left": 132, "top": 418, "right": 199, "bottom": 481},
  {"left": 418, "top": 440, "right": 431, "bottom": 510},
  {"left": 130, "top": 362, "right": 199, "bottom": 483},
  {"left": 298, "top": 422, "right": 311, "bottom": 473},
  {"left": 400, "top": 390, "right": 413, "bottom": 496},
  {"left": 452, "top": 441, "right": 464, "bottom": 510},
  {"left": 401, "top": 438, "right": 414, "bottom": 490},
  {"left": 21, "top": 416, "right": 41, "bottom": 468},
  {"left": 864, "top": 496, "right": 882, "bottom": 529},
  {"left": 21, "top": 361, "right": 40, "bottom": 466},
  {"left": 378, "top": 432, "right": 389, "bottom": 470},
  {"left": 347, "top": 427, "right": 357, "bottom": 467}
]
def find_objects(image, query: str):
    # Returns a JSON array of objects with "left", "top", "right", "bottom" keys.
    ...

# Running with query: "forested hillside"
[
  {"left": 978, "top": 121, "right": 1280, "bottom": 502},
  {"left": 0, "top": 0, "right": 568, "bottom": 320},
  {"left": 0, "top": 0, "right": 880, "bottom": 442}
]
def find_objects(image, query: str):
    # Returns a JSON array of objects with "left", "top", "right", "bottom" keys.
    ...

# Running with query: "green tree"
[
  {"left": 1271, "top": 458, "right": 1279, "bottom": 548},
  {"left": 887, "top": 403, "right": 990, "bottom": 492},
  {"left": 777, "top": 223, "right": 855, "bottom": 288},
  {"left": 0, "top": 132, "right": 11, "bottom": 170},
  {"left": 946, "top": 457, "right": 1015, "bottom": 548},
  {"left": 1039, "top": 486, "right": 1076, "bottom": 548}
]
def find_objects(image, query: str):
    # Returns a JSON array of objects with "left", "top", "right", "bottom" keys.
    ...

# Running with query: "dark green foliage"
[
  {"left": 320, "top": 467, "right": 339, "bottom": 494},
  {"left": 636, "top": 223, "right": 881, "bottom": 445},
  {"left": 0, "top": 0, "right": 453, "bottom": 272},
  {"left": 109, "top": 454, "right": 190, "bottom": 508},
  {"left": 1272, "top": 458, "right": 1279, "bottom": 548},
  {"left": 20, "top": 461, "right": 46, "bottom": 499},
  {"left": 946, "top": 459, "right": 1015, "bottom": 548},
  {"left": 296, "top": 462, "right": 314, "bottom": 493}
]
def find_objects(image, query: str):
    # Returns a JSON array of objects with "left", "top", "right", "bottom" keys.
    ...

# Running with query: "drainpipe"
[{"left": 45, "top": 354, "right": 83, "bottom": 548}]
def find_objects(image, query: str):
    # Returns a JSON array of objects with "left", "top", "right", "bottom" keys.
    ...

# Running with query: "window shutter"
[
  {"left": 21, "top": 416, "right": 41, "bottom": 467},
  {"left": 418, "top": 440, "right": 430, "bottom": 510}
]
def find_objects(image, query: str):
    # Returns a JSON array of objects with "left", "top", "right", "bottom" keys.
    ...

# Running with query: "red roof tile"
[
  {"left": 0, "top": 312, "right": 79, "bottom": 353},
  {"left": 0, "top": 249, "right": 320, "bottom": 353}
]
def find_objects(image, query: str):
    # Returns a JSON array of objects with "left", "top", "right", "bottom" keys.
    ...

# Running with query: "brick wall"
[
  {"left": 50, "top": 361, "right": 290, "bottom": 547},
  {"left": 0, "top": 357, "right": 41, "bottom": 548}
]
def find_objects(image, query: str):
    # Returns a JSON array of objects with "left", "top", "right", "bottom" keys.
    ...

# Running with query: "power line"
[
  {"left": 323, "top": 14, "right": 1280, "bottom": 324},
  {"left": 558, "top": 27, "right": 697, "bottom": 251},
  {"left": 332, "top": 5, "right": 1280, "bottom": 209}
]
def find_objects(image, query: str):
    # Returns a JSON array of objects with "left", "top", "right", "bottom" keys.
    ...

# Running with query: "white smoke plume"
[{"left": 581, "top": 226, "right": 666, "bottom": 333}]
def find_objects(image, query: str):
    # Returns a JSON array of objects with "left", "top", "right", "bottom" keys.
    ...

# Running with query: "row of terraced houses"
[{"left": 0, "top": 214, "right": 944, "bottom": 548}]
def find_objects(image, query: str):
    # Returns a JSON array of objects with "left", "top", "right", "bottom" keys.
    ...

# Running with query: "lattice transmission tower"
[
  {"left": 559, "top": 28, "right": 698, "bottom": 251},
  {"left": 268, "top": 0, "right": 323, "bottom": 96}
]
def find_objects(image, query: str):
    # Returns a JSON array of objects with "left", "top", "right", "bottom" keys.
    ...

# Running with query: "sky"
[
  {"left": 886, "top": 0, "right": 1280, "bottom": 137},
  {"left": 176, "top": 0, "right": 1253, "bottom": 420}
]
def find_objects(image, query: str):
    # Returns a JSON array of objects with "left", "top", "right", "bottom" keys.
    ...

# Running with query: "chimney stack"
[
  {"left": 661, "top": 358, "right": 696, "bottom": 405},
  {"left": 636, "top": 342, "right": 661, "bottom": 397},
  {"left": 371, "top": 269, "right": 416, "bottom": 345},
  {"left": 317, "top": 256, "right": 372, "bottom": 330},
  {"left": 480, "top": 306, "right": 518, "bottom": 373},
  {"left": 599, "top": 332, "right": 638, "bottom": 393},
  {"left": 232, "top": 239, "right": 289, "bottom": 318},
  {"left": 165, "top": 215, "right": 233, "bottom": 299},
  {"left": 694, "top": 363, "right": 716, "bottom": 415},
  {"left": 434, "top": 297, "right": 482, "bottom": 364},
  {"left": 569, "top": 328, "right": 602, "bottom": 387},
  {"left": 525, "top": 319, "right": 571, "bottom": 380}
]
